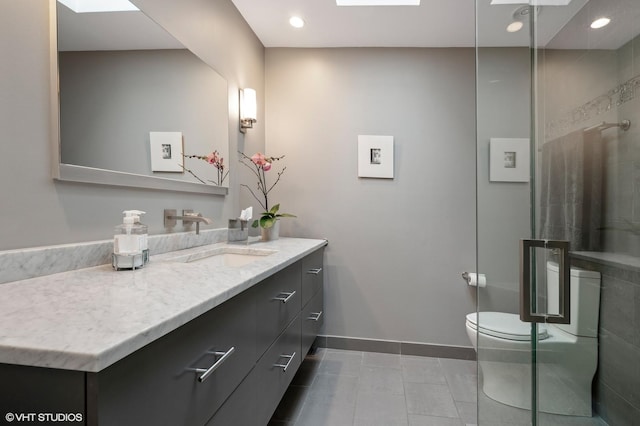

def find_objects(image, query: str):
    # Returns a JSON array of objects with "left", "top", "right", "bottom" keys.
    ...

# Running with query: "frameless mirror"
[{"left": 52, "top": 0, "right": 229, "bottom": 194}]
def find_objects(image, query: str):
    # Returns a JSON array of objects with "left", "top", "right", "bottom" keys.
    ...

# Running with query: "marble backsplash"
[{"left": 0, "top": 229, "right": 228, "bottom": 285}]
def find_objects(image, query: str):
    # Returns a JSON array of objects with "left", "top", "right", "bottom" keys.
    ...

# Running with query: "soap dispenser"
[{"left": 112, "top": 210, "right": 148, "bottom": 270}]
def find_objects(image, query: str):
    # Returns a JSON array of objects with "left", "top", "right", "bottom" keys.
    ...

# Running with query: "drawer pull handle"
[
  {"left": 272, "top": 291, "right": 296, "bottom": 303},
  {"left": 306, "top": 268, "right": 323, "bottom": 275},
  {"left": 189, "top": 347, "right": 235, "bottom": 383},
  {"left": 273, "top": 352, "right": 296, "bottom": 372},
  {"left": 307, "top": 311, "right": 323, "bottom": 321}
]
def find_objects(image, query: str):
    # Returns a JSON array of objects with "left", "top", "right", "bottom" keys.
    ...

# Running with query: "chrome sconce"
[{"left": 239, "top": 88, "right": 257, "bottom": 133}]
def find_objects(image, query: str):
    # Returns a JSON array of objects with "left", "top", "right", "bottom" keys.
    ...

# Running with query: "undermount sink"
[{"left": 169, "top": 247, "right": 277, "bottom": 266}]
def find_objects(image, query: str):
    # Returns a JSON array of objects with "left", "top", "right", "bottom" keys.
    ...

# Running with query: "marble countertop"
[{"left": 0, "top": 237, "right": 327, "bottom": 372}]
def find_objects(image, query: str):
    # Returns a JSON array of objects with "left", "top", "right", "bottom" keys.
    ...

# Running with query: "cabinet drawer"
[
  {"left": 92, "top": 290, "right": 255, "bottom": 426},
  {"left": 255, "top": 262, "right": 301, "bottom": 357},
  {"left": 301, "top": 288, "right": 324, "bottom": 357},
  {"left": 301, "top": 248, "right": 324, "bottom": 307},
  {"left": 206, "top": 372, "right": 255, "bottom": 426},
  {"left": 254, "top": 316, "right": 301, "bottom": 425}
]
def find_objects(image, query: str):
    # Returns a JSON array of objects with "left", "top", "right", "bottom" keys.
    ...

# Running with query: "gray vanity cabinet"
[
  {"left": 0, "top": 246, "right": 325, "bottom": 426},
  {"left": 301, "top": 249, "right": 324, "bottom": 305},
  {"left": 88, "top": 288, "right": 256, "bottom": 426},
  {"left": 254, "top": 316, "right": 302, "bottom": 425},
  {"left": 255, "top": 262, "right": 302, "bottom": 358},
  {"left": 302, "top": 289, "right": 324, "bottom": 355},
  {"left": 301, "top": 249, "right": 324, "bottom": 356}
]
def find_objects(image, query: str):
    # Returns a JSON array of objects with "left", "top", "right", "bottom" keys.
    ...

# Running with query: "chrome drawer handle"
[
  {"left": 306, "top": 268, "right": 322, "bottom": 275},
  {"left": 307, "top": 311, "right": 323, "bottom": 321},
  {"left": 188, "top": 347, "right": 235, "bottom": 383},
  {"left": 272, "top": 291, "right": 296, "bottom": 303},
  {"left": 273, "top": 352, "right": 296, "bottom": 372}
]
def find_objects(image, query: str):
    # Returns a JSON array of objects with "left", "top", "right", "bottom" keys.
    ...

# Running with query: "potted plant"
[{"left": 239, "top": 152, "right": 295, "bottom": 240}]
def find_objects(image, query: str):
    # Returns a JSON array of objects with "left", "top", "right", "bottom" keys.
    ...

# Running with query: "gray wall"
[
  {"left": 476, "top": 48, "right": 532, "bottom": 314},
  {"left": 265, "top": 48, "right": 477, "bottom": 347},
  {"left": 0, "top": 0, "right": 264, "bottom": 250},
  {"left": 59, "top": 49, "right": 228, "bottom": 183}
]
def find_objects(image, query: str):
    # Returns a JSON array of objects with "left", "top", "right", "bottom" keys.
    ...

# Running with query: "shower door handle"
[{"left": 519, "top": 239, "right": 570, "bottom": 324}]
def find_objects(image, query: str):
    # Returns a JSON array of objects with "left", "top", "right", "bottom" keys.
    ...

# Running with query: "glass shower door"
[{"left": 476, "top": 0, "right": 639, "bottom": 424}]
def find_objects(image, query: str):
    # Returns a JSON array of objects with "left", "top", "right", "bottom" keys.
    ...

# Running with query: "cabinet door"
[
  {"left": 255, "top": 262, "right": 301, "bottom": 357},
  {"left": 254, "top": 316, "right": 301, "bottom": 425},
  {"left": 301, "top": 248, "right": 324, "bottom": 307},
  {"left": 301, "top": 288, "right": 324, "bottom": 357},
  {"left": 0, "top": 364, "right": 85, "bottom": 424},
  {"left": 91, "top": 290, "right": 255, "bottom": 426}
]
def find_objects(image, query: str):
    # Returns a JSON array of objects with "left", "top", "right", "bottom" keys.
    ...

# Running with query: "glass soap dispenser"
[{"left": 112, "top": 210, "right": 148, "bottom": 270}]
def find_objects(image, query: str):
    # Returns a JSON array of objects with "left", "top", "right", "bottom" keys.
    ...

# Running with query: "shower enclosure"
[{"left": 476, "top": 0, "right": 640, "bottom": 425}]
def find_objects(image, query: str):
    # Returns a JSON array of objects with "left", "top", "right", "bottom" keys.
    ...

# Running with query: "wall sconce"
[{"left": 239, "top": 88, "right": 257, "bottom": 133}]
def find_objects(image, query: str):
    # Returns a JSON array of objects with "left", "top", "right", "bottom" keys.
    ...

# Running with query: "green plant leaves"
[{"left": 250, "top": 203, "right": 296, "bottom": 229}]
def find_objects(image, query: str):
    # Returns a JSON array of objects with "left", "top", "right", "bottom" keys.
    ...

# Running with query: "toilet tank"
[{"left": 546, "top": 262, "right": 601, "bottom": 337}]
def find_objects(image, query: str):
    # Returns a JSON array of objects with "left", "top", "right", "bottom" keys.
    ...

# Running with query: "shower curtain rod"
[{"left": 585, "top": 119, "right": 631, "bottom": 132}]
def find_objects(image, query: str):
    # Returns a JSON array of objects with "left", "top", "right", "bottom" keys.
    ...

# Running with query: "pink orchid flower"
[
  {"left": 206, "top": 151, "right": 219, "bottom": 164},
  {"left": 251, "top": 153, "right": 268, "bottom": 166}
]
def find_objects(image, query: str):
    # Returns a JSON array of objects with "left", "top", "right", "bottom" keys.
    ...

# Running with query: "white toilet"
[{"left": 466, "top": 262, "right": 601, "bottom": 416}]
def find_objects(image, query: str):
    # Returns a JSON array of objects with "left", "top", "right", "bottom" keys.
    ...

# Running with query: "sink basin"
[{"left": 169, "top": 247, "right": 277, "bottom": 266}]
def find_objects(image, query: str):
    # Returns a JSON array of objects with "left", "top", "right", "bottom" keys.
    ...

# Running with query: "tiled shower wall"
[
  {"left": 543, "top": 31, "right": 640, "bottom": 425},
  {"left": 602, "top": 35, "right": 640, "bottom": 257},
  {"left": 572, "top": 256, "right": 640, "bottom": 425}
]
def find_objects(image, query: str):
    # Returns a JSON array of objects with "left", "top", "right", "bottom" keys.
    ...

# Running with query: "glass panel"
[
  {"left": 476, "top": 0, "right": 534, "bottom": 423},
  {"left": 534, "top": 1, "right": 639, "bottom": 424},
  {"left": 477, "top": 0, "right": 640, "bottom": 425}
]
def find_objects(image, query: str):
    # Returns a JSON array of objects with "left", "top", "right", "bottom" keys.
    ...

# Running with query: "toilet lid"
[{"left": 466, "top": 312, "right": 548, "bottom": 341}]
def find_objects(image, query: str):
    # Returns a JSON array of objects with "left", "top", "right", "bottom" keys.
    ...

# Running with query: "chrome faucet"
[{"left": 164, "top": 209, "right": 213, "bottom": 235}]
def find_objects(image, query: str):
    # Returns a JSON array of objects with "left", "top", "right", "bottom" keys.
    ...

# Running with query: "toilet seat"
[{"left": 466, "top": 312, "right": 548, "bottom": 341}]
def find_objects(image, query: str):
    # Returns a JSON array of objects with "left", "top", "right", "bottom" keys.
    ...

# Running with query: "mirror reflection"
[{"left": 56, "top": 1, "right": 230, "bottom": 189}]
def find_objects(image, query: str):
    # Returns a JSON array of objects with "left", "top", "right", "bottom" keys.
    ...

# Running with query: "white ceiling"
[
  {"left": 230, "top": 0, "right": 639, "bottom": 49},
  {"left": 56, "top": 0, "right": 640, "bottom": 52}
]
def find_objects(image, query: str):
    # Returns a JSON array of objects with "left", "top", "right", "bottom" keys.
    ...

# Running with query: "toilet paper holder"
[{"left": 462, "top": 272, "right": 486, "bottom": 287}]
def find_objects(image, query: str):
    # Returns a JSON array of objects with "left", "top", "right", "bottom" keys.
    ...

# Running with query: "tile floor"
[{"left": 268, "top": 348, "right": 608, "bottom": 426}]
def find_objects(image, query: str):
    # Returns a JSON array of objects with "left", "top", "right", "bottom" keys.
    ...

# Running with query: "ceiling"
[
  {"left": 56, "top": 0, "right": 640, "bottom": 52},
  {"left": 230, "top": 0, "right": 639, "bottom": 50}
]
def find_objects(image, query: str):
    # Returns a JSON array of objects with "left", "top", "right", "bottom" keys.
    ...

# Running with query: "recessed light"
[
  {"left": 507, "top": 21, "right": 524, "bottom": 33},
  {"left": 336, "top": 0, "right": 420, "bottom": 6},
  {"left": 590, "top": 17, "right": 611, "bottom": 29},
  {"left": 289, "top": 16, "right": 305, "bottom": 28},
  {"left": 57, "top": 0, "right": 139, "bottom": 13}
]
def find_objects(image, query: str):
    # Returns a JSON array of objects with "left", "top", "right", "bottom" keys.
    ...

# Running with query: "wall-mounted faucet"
[{"left": 164, "top": 209, "right": 213, "bottom": 235}]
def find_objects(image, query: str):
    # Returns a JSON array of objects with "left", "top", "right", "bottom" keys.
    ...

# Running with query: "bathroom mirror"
[{"left": 51, "top": 0, "right": 229, "bottom": 194}]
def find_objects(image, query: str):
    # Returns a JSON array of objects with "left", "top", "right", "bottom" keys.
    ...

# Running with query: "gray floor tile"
[
  {"left": 455, "top": 401, "right": 478, "bottom": 424},
  {"left": 363, "top": 351, "right": 402, "bottom": 369},
  {"left": 317, "top": 349, "right": 363, "bottom": 376},
  {"left": 306, "top": 373, "right": 360, "bottom": 405},
  {"left": 292, "top": 349, "right": 325, "bottom": 386},
  {"left": 476, "top": 391, "right": 532, "bottom": 425},
  {"left": 354, "top": 392, "right": 409, "bottom": 426},
  {"left": 295, "top": 398, "right": 356, "bottom": 426},
  {"left": 401, "top": 355, "right": 448, "bottom": 385},
  {"left": 408, "top": 414, "right": 465, "bottom": 426},
  {"left": 272, "top": 349, "right": 608, "bottom": 426},
  {"left": 446, "top": 373, "right": 478, "bottom": 403},
  {"left": 439, "top": 358, "right": 477, "bottom": 377},
  {"left": 271, "top": 385, "right": 309, "bottom": 423},
  {"left": 405, "top": 382, "right": 460, "bottom": 418},
  {"left": 358, "top": 366, "right": 405, "bottom": 395}
]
